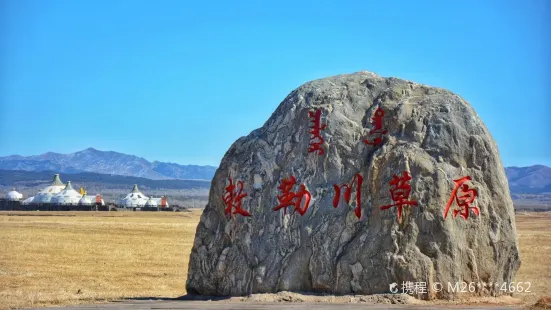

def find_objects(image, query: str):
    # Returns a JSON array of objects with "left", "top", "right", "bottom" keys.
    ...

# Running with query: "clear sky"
[{"left": 1, "top": 0, "right": 549, "bottom": 167}]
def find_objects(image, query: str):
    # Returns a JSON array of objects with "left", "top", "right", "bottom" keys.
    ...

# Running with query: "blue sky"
[{"left": 1, "top": 0, "right": 549, "bottom": 167}]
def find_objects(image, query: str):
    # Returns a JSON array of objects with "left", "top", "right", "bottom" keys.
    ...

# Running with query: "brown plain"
[{"left": 0, "top": 210, "right": 549, "bottom": 309}]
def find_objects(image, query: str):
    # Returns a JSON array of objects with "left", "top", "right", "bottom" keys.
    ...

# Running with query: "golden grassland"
[
  {"left": 0, "top": 210, "right": 201, "bottom": 309},
  {"left": 0, "top": 210, "right": 549, "bottom": 309},
  {"left": 513, "top": 212, "right": 551, "bottom": 306}
]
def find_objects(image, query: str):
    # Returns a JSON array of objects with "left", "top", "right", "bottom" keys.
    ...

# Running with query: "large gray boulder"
[{"left": 186, "top": 71, "right": 520, "bottom": 299}]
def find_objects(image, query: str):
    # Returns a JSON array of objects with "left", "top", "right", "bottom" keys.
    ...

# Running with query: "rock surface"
[{"left": 186, "top": 71, "right": 520, "bottom": 299}]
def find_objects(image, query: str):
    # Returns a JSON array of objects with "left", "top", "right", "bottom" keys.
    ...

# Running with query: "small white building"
[
  {"left": 51, "top": 181, "right": 82, "bottom": 205},
  {"left": 5, "top": 189, "right": 23, "bottom": 201},
  {"left": 80, "top": 194, "right": 105, "bottom": 206},
  {"left": 155, "top": 196, "right": 169, "bottom": 208},
  {"left": 119, "top": 184, "right": 148, "bottom": 208},
  {"left": 145, "top": 196, "right": 169, "bottom": 208}
]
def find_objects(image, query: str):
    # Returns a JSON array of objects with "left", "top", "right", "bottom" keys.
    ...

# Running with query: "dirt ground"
[{"left": 0, "top": 210, "right": 549, "bottom": 309}]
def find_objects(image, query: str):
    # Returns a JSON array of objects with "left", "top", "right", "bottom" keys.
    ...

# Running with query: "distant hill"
[
  {"left": 0, "top": 148, "right": 217, "bottom": 180},
  {"left": 0, "top": 169, "right": 210, "bottom": 190},
  {"left": 505, "top": 165, "right": 551, "bottom": 194}
]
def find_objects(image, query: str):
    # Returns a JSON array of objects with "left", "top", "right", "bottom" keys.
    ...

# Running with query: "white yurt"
[
  {"left": 78, "top": 194, "right": 93, "bottom": 206},
  {"left": 145, "top": 197, "right": 158, "bottom": 207},
  {"left": 21, "top": 196, "right": 35, "bottom": 205},
  {"left": 33, "top": 191, "right": 54, "bottom": 204},
  {"left": 5, "top": 189, "right": 23, "bottom": 201},
  {"left": 51, "top": 181, "right": 82, "bottom": 205},
  {"left": 119, "top": 184, "right": 148, "bottom": 207},
  {"left": 34, "top": 174, "right": 66, "bottom": 204}
]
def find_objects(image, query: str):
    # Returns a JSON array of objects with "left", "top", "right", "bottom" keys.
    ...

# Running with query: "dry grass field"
[
  {"left": 513, "top": 212, "right": 551, "bottom": 306},
  {"left": 0, "top": 210, "right": 202, "bottom": 309},
  {"left": 0, "top": 210, "right": 549, "bottom": 309}
]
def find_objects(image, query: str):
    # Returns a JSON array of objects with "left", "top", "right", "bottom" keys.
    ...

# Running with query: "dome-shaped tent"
[
  {"left": 145, "top": 197, "right": 158, "bottom": 207},
  {"left": 119, "top": 184, "right": 148, "bottom": 207},
  {"left": 33, "top": 191, "right": 54, "bottom": 204},
  {"left": 5, "top": 189, "right": 23, "bottom": 201},
  {"left": 51, "top": 181, "right": 82, "bottom": 205},
  {"left": 21, "top": 196, "right": 35, "bottom": 205},
  {"left": 34, "top": 174, "right": 66, "bottom": 204},
  {"left": 78, "top": 194, "right": 93, "bottom": 206}
]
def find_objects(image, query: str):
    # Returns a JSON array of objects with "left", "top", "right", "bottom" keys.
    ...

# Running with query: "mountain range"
[
  {"left": 505, "top": 165, "right": 551, "bottom": 194},
  {"left": 0, "top": 169, "right": 210, "bottom": 190},
  {"left": 0, "top": 148, "right": 216, "bottom": 180}
]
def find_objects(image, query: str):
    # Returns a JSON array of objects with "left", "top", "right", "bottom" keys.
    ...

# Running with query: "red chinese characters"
[
  {"left": 223, "top": 178, "right": 251, "bottom": 217},
  {"left": 333, "top": 173, "right": 363, "bottom": 219},
  {"left": 273, "top": 176, "right": 312, "bottom": 216},
  {"left": 443, "top": 176, "right": 479, "bottom": 220},
  {"left": 380, "top": 171, "right": 418, "bottom": 223},
  {"left": 363, "top": 107, "right": 387, "bottom": 146},
  {"left": 308, "top": 109, "right": 327, "bottom": 155}
]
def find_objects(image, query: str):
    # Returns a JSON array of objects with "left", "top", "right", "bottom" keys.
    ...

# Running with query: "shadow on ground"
[{"left": 120, "top": 295, "right": 232, "bottom": 302}]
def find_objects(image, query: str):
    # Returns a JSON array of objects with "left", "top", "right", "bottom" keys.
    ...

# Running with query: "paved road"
[{"left": 28, "top": 299, "right": 525, "bottom": 310}]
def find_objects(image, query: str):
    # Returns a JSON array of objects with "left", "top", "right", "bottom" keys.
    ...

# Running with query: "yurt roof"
[
  {"left": 51, "top": 174, "right": 63, "bottom": 186},
  {"left": 51, "top": 181, "right": 82, "bottom": 204},
  {"left": 8, "top": 188, "right": 19, "bottom": 193}
]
